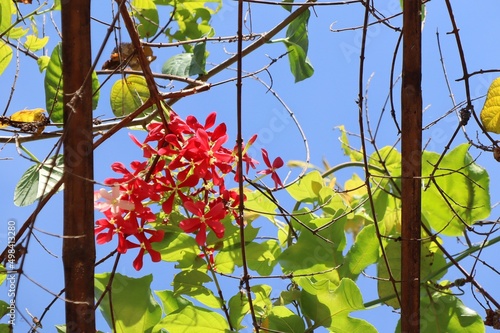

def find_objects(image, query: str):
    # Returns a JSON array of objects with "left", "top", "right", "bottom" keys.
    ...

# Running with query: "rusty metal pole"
[
  {"left": 401, "top": 0, "right": 422, "bottom": 332},
  {"left": 61, "top": 0, "right": 96, "bottom": 331}
]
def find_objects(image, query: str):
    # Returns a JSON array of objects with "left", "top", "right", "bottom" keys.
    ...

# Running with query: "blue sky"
[{"left": 1, "top": 0, "right": 500, "bottom": 332}]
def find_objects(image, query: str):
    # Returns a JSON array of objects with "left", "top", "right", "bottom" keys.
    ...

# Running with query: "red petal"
[
  {"left": 212, "top": 123, "right": 227, "bottom": 142},
  {"left": 195, "top": 224, "right": 207, "bottom": 246},
  {"left": 184, "top": 200, "right": 205, "bottom": 216},
  {"left": 133, "top": 250, "right": 145, "bottom": 270},
  {"left": 271, "top": 172, "right": 283, "bottom": 188},
  {"left": 272, "top": 157, "right": 284, "bottom": 169},
  {"left": 261, "top": 149, "right": 271, "bottom": 168},
  {"left": 148, "top": 248, "right": 162, "bottom": 262},
  {"left": 111, "top": 162, "right": 128, "bottom": 174},
  {"left": 96, "top": 231, "right": 113, "bottom": 244},
  {"left": 205, "top": 112, "right": 217, "bottom": 129},
  {"left": 179, "top": 218, "right": 202, "bottom": 233}
]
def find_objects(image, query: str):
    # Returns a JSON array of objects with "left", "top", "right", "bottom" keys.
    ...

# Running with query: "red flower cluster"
[{"left": 94, "top": 111, "right": 283, "bottom": 270}]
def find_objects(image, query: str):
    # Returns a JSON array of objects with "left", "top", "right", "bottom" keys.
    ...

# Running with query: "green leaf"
[
  {"left": 343, "top": 173, "right": 367, "bottom": 204},
  {"left": 278, "top": 219, "right": 344, "bottom": 283},
  {"left": 162, "top": 43, "right": 207, "bottom": 77},
  {"left": 228, "top": 291, "right": 250, "bottom": 330},
  {"left": 369, "top": 146, "right": 401, "bottom": 185},
  {"left": 228, "top": 285, "right": 272, "bottom": 330},
  {"left": 38, "top": 154, "right": 64, "bottom": 199},
  {"left": 359, "top": 147, "right": 402, "bottom": 232},
  {"left": 300, "top": 278, "right": 377, "bottom": 332},
  {"left": 262, "top": 306, "right": 305, "bottom": 333},
  {"left": 192, "top": 42, "right": 207, "bottom": 73},
  {"left": 244, "top": 189, "right": 278, "bottom": 222},
  {"left": 376, "top": 241, "right": 400, "bottom": 309},
  {"left": 0, "top": 324, "right": 12, "bottom": 333},
  {"left": 165, "top": 0, "right": 220, "bottom": 51},
  {"left": 371, "top": 192, "right": 400, "bottom": 234},
  {"left": 110, "top": 75, "right": 153, "bottom": 117},
  {"left": 154, "top": 305, "right": 231, "bottom": 333},
  {"left": 422, "top": 144, "right": 490, "bottom": 236},
  {"left": 215, "top": 240, "right": 280, "bottom": 275},
  {"left": 45, "top": 43, "right": 100, "bottom": 124},
  {"left": 162, "top": 53, "right": 196, "bottom": 77},
  {"left": 95, "top": 273, "right": 162, "bottom": 333},
  {"left": 340, "top": 224, "right": 381, "bottom": 279},
  {"left": 154, "top": 290, "right": 192, "bottom": 314},
  {"left": 251, "top": 284, "right": 273, "bottom": 318},
  {"left": 14, "top": 155, "right": 64, "bottom": 207},
  {"left": 44, "top": 44, "right": 64, "bottom": 123},
  {"left": 286, "top": 9, "right": 309, "bottom": 52},
  {"left": 337, "top": 125, "right": 363, "bottom": 162},
  {"left": 276, "top": 288, "right": 301, "bottom": 306},
  {"left": 7, "top": 27, "right": 29, "bottom": 39},
  {"left": 24, "top": 35, "right": 49, "bottom": 52},
  {"left": 37, "top": 55, "right": 50, "bottom": 72},
  {"left": 213, "top": 224, "right": 260, "bottom": 274},
  {"left": 153, "top": 226, "right": 201, "bottom": 268},
  {"left": 173, "top": 270, "right": 221, "bottom": 308},
  {"left": 92, "top": 70, "right": 101, "bottom": 110},
  {"left": 0, "top": 40, "right": 12, "bottom": 76},
  {"left": 0, "top": 0, "right": 12, "bottom": 35},
  {"left": 396, "top": 292, "right": 484, "bottom": 333},
  {"left": 286, "top": 170, "right": 324, "bottom": 203},
  {"left": 246, "top": 240, "right": 281, "bottom": 275},
  {"left": 281, "top": 40, "right": 314, "bottom": 83},
  {"left": 0, "top": 300, "right": 9, "bottom": 318},
  {"left": 272, "top": 10, "right": 314, "bottom": 82},
  {"left": 318, "top": 186, "right": 349, "bottom": 216},
  {"left": 132, "top": 0, "right": 159, "bottom": 38},
  {"left": 378, "top": 240, "right": 447, "bottom": 309}
]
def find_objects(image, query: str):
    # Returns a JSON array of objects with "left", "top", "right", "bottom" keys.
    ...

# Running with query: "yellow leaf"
[
  {"left": 0, "top": 108, "right": 48, "bottom": 134},
  {"left": 480, "top": 77, "right": 500, "bottom": 134},
  {"left": 10, "top": 108, "right": 46, "bottom": 123}
]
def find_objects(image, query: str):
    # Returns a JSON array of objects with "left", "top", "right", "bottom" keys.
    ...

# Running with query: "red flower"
[
  {"left": 179, "top": 200, "right": 227, "bottom": 246},
  {"left": 95, "top": 110, "right": 262, "bottom": 270},
  {"left": 212, "top": 188, "right": 243, "bottom": 219},
  {"left": 233, "top": 135, "right": 259, "bottom": 182},
  {"left": 105, "top": 162, "right": 151, "bottom": 200},
  {"left": 129, "top": 133, "right": 157, "bottom": 158},
  {"left": 257, "top": 149, "right": 284, "bottom": 189},
  {"left": 178, "top": 124, "right": 234, "bottom": 186},
  {"left": 186, "top": 112, "right": 216, "bottom": 131},
  {"left": 125, "top": 231, "right": 164, "bottom": 270},
  {"left": 124, "top": 211, "right": 165, "bottom": 270},
  {"left": 94, "top": 209, "right": 137, "bottom": 253},
  {"left": 143, "top": 111, "right": 192, "bottom": 146},
  {"left": 154, "top": 170, "right": 199, "bottom": 214}
]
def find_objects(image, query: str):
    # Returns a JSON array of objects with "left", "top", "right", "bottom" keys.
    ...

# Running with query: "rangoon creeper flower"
[
  {"left": 257, "top": 148, "right": 284, "bottom": 189},
  {"left": 124, "top": 211, "right": 165, "bottom": 270},
  {"left": 179, "top": 200, "right": 226, "bottom": 246},
  {"left": 94, "top": 185, "right": 135, "bottom": 215},
  {"left": 95, "top": 111, "right": 262, "bottom": 270}
]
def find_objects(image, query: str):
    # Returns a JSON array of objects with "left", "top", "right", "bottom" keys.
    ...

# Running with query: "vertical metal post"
[
  {"left": 401, "top": 0, "right": 422, "bottom": 331},
  {"left": 61, "top": 0, "right": 96, "bottom": 331}
]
